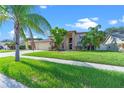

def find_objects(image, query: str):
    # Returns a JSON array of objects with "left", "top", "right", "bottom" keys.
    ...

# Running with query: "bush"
[{"left": 19, "top": 45, "right": 26, "bottom": 50}]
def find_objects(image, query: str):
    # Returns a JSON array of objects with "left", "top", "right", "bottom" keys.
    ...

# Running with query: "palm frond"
[
  {"left": 0, "top": 6, "right": 9, "bottom": 14},
  {"left": 10, "top": 6, "right": 33, "bottom": 18},
  {"left": 0, "top": 14, "right": 10, "bottom": 25},
  {"left": 20, "top": 27, "right": 27, "bottom": 41},
  {"left": 23, "top": 19, "right": 45, "bottom": 34},
  {"left": 23, "top": 13, "right": 51, "bottom": 31}
]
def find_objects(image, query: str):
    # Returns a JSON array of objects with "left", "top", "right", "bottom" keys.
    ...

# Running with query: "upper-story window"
[{"left": 69, "top": 38, "right": 72, "bottom": 43}]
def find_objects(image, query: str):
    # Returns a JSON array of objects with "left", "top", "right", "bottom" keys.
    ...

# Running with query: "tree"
[
  {"left": 82, "top": 25, "right": 105, "bottom": 50},
  {"left": 28, "top": 27, "right": 36, "bottom": 50},
  {"left": 105, "top": 26, "right": 124, "bottom": 34},
  {"left": 50, "top": 27, "right": 67, "bottom": 50},
  {"left": 4, "top": 41, "right": 15, "bottom": 50},
  {"left": 0, "top": 6, "right": 51, "bottom": 61}
]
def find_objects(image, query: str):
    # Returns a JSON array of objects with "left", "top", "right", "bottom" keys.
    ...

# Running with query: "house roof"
[
  {"left": 68, "top": 30, "right": 87, "bottom": 34},
  {"left": 27, "top": 38, "right": 43, "bottom": 40},
  {"left": 68, "top": 30, "right": 77, "bottom": 33},
  {"left": 77, "top": 32, "right": 87, "bottom": 34}
]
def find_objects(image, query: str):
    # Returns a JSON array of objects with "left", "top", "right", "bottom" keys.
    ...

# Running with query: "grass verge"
[
  {"left": 24, "top": 51, "right": 124, "bottom": 66},
  {"left": 0, "top": 57, "right": 124, "bottom": 87},
  {"left": 0, "top": 50, "right": 14, "bottom": 53}
]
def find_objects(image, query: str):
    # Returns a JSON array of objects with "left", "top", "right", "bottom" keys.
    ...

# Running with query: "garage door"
[{"left": 35, "top": 42, "right": 51, "bottom": 50}]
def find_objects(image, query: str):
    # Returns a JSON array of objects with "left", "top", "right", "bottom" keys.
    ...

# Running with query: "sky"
[{"left": 1, "top": 5, "right": 124, "bottom": 40}]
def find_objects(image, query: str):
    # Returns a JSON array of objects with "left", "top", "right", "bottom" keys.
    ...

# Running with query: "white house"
[{"left": 97, "top": 31, "right": 124, "bottom": 51}]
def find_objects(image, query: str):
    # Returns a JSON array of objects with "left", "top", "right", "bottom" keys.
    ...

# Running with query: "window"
[{"left": 69, "top": 38, "right": 72, "bottom": 43}]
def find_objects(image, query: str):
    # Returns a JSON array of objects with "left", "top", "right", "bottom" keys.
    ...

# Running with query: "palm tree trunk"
[
  {"left": 14, "top": 22, "right": 20, "bottom": 62},
  {"left": 25, "top": 40, "right": 29, "bottom": 50},
  {"left": 28, "top": 28, "right": 36, "bottom": 50}
]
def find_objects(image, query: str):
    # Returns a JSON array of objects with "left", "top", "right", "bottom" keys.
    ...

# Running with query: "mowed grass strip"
[
  {"left": 25, "top": 51, "right": 124, "bottom": 66},
  {"left": 0, "top": 57, "right": 124, "bottom": 87},
  {"left": 0, "top": 50, "right": 14, "bottom": 53}
]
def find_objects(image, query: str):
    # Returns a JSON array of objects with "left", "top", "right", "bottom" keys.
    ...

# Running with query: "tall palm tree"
[
  {"left": 20, "top": 27, "right": 35, "bottom": 50},
  {"left": 0, "top": 6, "right": 51, "bottom": 61}
]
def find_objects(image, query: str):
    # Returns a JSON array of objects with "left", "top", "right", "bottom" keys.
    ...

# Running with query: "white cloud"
[
  {"left": 65, "top": 18, "right": 98, "bottom": 29},
  {"left": 78, "top": 18, "right": 91, "bottom": 22},
  {"left": 26, "top": 34, "right": 38, "bottom": 39},
  {"left": 33, "top": 36, "right": 38, "bottom": 38},
  {"left": 9, "top": 30, "right": 14, "bottom": 38},
  {"left": 119, "top": 16, "right": 124, "bottom": 23},
  {"left": 109, "top": 20, "right": 118, "bottom": 25},
  {"left": 65, "top": 24, "right": 74, "bottom": 27},
  {"left": 91, "top": 17, "right": 99, "bottom": 21},
  {"left": 40, "top": 5, "right": 47, "bottom": 9}
]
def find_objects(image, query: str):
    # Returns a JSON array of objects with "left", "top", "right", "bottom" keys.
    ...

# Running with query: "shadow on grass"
[
  {"left": 1, "top": 58, "right": 124, "bottom": 88},
  {"left": 20, "top": 60, "right": 124, "bottom": 88},
  {"left": 21, "top": 60, "right": 84, "bottom": 87}
]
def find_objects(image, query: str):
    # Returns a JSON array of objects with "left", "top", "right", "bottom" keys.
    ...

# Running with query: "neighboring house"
[
  {"left": 0, "top": 42, "right": 10, "bottom": 50},
  {"left": 97, "top": 31, "right": 124, "bottom": 51}
]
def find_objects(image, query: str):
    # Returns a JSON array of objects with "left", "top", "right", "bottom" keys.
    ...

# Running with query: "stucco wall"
[{"left": 35, "top": 42, "right": 51, "bottom": 50}]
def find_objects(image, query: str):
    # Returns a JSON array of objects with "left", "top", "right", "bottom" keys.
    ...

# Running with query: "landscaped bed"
[
  {"left": 25, "top": 51, "right": 124, "bottom": 66},
  {"left": 0, "top": 50, "right": 14, "bottom": 53},
  {"left": 0, "top": 57, "right": 124, "bottom": 87}
]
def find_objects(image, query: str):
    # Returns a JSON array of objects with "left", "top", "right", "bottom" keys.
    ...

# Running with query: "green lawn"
[
  {"left": 25, "top": 51, "right": 124, "bottom": 66},
  {"left": 0, "top": 50, "right": 14, "bottom": 53},
  {"left": 0, "top": 57, "right": 124, "bottom": 87}
]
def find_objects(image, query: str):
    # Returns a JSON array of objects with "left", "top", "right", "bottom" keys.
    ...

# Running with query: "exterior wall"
[
  {"left": 72, "top": 32, "right": 77, "bottom": 50},
  {"left": 63, "top": 31, "right": 77, "bottom": 50},
  {"left": 61, "top": 31, "right": 85, "bottom": 50},
  {"left": 98, "top": 35, "right": 124, "bottom": 51},
  {"left": 28, "top": 40, "right": 51, "bottom": 50},
  {"left": 96, "top": 44, "right": 107, "bottom": 50},
  {"left": 76, "top": 33, "right": 85, "bottom": 49},
  {"left": 35, "top": 42, "right": 51, "bottom": 50}
]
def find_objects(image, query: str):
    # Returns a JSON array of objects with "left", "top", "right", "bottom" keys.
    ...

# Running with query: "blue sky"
[{"left": 1, "top": 5, "right": 124, "bottom": 40}]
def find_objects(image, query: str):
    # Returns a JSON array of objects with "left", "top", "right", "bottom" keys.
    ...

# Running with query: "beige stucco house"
[
  {"left": 60, "top": 31, "right": 86, "bottom": 50},
  {"left": 28, "top": 31, "right": 86, "bottom": 50}
]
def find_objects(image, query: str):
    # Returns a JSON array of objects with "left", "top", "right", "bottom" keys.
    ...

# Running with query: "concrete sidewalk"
[
  {"left": 22, "top": 56, "right": 124, "bottom": 72},
  {"left": 0, "top": 50, "right": 42, "bottom": 58},
  {"left": 0, "top": 73, "right": 26, "bottom": 88}
]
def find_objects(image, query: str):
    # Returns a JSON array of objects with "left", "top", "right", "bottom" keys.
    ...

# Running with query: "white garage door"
[{"left": 35, "top": 42, "right": 50, "bottom": 50}]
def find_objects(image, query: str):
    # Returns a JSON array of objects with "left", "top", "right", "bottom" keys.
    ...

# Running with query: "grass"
[
  {"left": 0, "top": 57, "right": 124, "bottom": 87},
  {"left": 25, "top": 51, "right": 124, "bottom": 66},
  {"left": 0, "top": 50, "right": 14, "bottom": 53}
]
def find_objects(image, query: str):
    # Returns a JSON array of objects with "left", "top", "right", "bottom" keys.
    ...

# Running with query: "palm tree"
[
  {"left": 28, "top": 27, "right": 36, "bottom": 50},
  {"left": 20, "top": 27, "right": 35, "bottom": 50},
  {"left": 0, "top": 6, "right": 51, "bottom": 61},
  {"left": 82, "top": 25, "right": 105, "bottom": 50}
]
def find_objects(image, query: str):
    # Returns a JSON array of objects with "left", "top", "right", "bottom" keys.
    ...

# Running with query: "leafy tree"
[
  {"left": 105, "top": 26, "right": 124, "bottom": 34},
  {"left": 82, "top": 25, "right": 105, "bottom": 50},
  {"left": 51, "top": 27, "right": 67, "bottom": 50},
  {"left": 0, "top": 6, "right": 51, "bottom": 61},
  {"left": 4, "top": 41, "right": 15, "bottom": 49}
]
